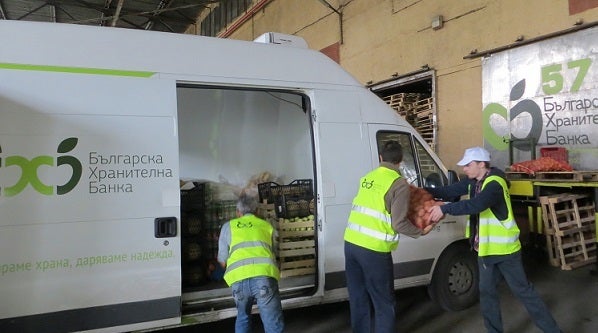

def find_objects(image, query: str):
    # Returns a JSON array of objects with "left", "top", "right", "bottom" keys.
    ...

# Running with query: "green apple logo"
[
  {"left": 2, "top": 138, "right": 82, "bottom": 196},
  {"left": 483, "top": 79, "right": 543, "bottom": 151}
]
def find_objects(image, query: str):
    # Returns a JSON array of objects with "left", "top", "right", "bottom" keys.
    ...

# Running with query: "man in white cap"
[{"left": 426, "top": 147, "right": 561, "bottom": 333}]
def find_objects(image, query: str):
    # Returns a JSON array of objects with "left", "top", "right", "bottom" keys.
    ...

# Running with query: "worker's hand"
[
  {"left": 428, "top": 204, "right": 445, "bottom": 223},
  {"left": 421, "top": 222, "right": 437, "bottom": 235}
]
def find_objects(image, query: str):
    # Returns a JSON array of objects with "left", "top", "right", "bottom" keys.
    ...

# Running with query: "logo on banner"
[
  {"left": 483, "top": 57, "right": 593, "bottom": 151},
  {"left": 482, "top": 79, "right": 542, "bottom": 151}
]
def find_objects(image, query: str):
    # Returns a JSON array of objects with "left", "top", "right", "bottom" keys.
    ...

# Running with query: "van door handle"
[{"left": 155, "top": 217, "right": 177, "bottom": 238}]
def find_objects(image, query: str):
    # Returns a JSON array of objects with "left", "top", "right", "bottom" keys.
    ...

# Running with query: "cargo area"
[{"left": 175, "top": 86, "right": 318, "bottom": 311}]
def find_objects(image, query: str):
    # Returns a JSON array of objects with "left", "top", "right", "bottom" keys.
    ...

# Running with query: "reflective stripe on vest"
[
  {"left": 351, "top": 204, "right": 392, "bottom": 224},
  {"left": 344, "top": 166, "right": 401, "bottom": 252},
  {"left": 346, "top": 221, "right": 400, "bottom": 242},
  {"left": 477, "top": 175, "right": 521, "bottom": 257},
  {"left": 224, "top": 214, "right": 280, "bottom": 286}
]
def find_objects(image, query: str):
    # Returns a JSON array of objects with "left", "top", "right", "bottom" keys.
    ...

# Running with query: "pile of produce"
[
  {"left": 407, "top": 185, "right": 441, "bottom": 229},
  {"left": 509, "top": 156, "right": 573, "bottom": 175}
]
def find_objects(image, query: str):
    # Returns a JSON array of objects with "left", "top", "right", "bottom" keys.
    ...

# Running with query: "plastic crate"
[
  {"left": 275, "top": 195, "right": 314, "bottom": 219},
  {"left": 258, "top": 179, "right": 313, "bottom": 204},
  {"left": 540, "top": 147, "right": 568, "bottom": 163},
  {"left": 181, "top": 182, "right": 207, "bottom": 211}
]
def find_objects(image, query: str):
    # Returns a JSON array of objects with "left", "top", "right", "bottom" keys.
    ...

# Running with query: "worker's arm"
[{"left": 217, "top": 222, "right": 231, "bottom": 269}]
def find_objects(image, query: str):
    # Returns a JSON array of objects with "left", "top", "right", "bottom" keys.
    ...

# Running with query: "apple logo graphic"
[{"left": 483, "top": 79, "right": 542, "bottom": 151}]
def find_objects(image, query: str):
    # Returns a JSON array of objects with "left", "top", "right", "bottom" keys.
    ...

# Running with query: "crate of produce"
[
  {"left": 258, "top": 179, "right": 313, "bottom": 204},
  {"left": 256, "top": 202, "right": 277, "bottom": 220},
  {"left": 182, "top": 264, "right": 207, "bottom": 287},
  {"left": 181, "top": 211, "right": 203, "bottom": 236},
  {"left": 277, "top": 217, "right": 316, "bottom": 278},
  {"left": 540, "top": 147, "right": 568, "bottom": 163},
  {"left": 181, "top": 182, "right": 207, "bottom": 211},
  {"left": 275, "top": 195, "right": 314, "bottom": 219}
]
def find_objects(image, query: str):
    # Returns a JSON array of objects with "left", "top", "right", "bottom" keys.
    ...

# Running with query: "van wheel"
[{"left": 428, "top": 242, "right": 479, "bottom": 311}]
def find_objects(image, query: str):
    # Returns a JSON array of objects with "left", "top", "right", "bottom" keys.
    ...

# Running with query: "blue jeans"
[
  {"left": 231, "top": 276, "right": 284, "bottom": 333},
  {"left": 344, "top": 241, "right": 396, "bottom": 333},
  {"left": 479, "top": 251, "right": 561, "bottom": 333}
]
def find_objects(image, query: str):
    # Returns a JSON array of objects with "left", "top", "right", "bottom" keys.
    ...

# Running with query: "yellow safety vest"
[
  {"left": 223, "top": 214, "right": 280, "bottom": 286},
  {"left": 477, "top": 176, "right": 521, "bottom": 257},
  {"left": 344, "top": 167, "right": 401, "bottom": 252}
]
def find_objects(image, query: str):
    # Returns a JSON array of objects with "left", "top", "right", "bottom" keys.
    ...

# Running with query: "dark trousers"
[
  {"left": 479, "top": 251, "right": 561, "bottom": 333},
  {"left": 344, "top": 241, "right": 396, "bottom": 333}
]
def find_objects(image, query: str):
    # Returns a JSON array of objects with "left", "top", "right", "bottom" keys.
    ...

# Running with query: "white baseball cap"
[{"left": 457, "top": 147, "right": 491, "bottom": 166}]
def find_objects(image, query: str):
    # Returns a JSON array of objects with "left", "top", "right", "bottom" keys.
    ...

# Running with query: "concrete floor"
[
  {"left": 183, "top": 248, "right": 598, "bottom": 333},
  {"left": 391, "top": 250, "right": 597, "bottom": 333}
]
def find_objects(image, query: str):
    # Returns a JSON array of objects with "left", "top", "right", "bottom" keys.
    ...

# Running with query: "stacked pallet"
[
  {"left": 383, "top": 93, "right": 420, "bottom": 119},
  {"left": 382, "top": 92, "right": 436, "bottom": 151},
  {"left": 539, "top": 194, "right": 596, "bottom": 270},
  {"left": 413, "top": 97, "right": 435, "bottom": 151}
]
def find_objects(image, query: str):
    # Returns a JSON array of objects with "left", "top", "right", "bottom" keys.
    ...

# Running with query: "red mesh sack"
[{"left": 408, "top": 185, "right": 441, "bottom": 229}]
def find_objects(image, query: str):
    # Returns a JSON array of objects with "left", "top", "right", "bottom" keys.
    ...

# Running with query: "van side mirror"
[
  {"left": 447, "top": 170, "right": 459, "bottom": 185},
  {"left": 424, "top": 173, "right": 443, "bottom": 188}
]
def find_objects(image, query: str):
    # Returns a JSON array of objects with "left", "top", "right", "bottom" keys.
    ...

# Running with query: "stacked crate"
[
  {"left": 180, "top": 183, "right": 207, "bottom": 287},
  {"left": 180, "top": 182, "right": 237, "bottom": 288},
  {"left": 539, "top": 194, "right": 596, "bottom": 270},
  {"left": 382, "top": 92, "right": 436, "bottom": 151},
  {"left": 257, "top": 179, "right": 316, "bottom": 278},
  {"left": 277, "top": 217, "right": 316, "bottom": 278}
]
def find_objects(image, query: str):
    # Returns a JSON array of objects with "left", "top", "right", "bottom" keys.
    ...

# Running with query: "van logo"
[{"left": 1, "top": 138, "right": 82, "bottom": 196}]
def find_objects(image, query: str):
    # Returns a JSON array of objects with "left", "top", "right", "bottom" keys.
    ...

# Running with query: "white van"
[{"left": 0, "top": 21, "right": 477, "bottom": 333}]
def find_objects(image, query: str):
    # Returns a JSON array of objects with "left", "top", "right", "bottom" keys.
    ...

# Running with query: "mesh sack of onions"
[{"left": 407, "top": 185, "right": 441, "bottom": 229}]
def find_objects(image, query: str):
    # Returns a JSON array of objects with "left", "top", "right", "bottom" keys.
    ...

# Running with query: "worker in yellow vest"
[
  {"left": 218, "top": 192, "right": 283, "bottom": 333},
  {"left": 427, "top": 147, "right": 561, "bottom": 333},
  {"left": 344, "top": 140, "right": 435, "bottom": 333}
]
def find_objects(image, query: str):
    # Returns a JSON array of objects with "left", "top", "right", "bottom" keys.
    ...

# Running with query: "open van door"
[{"left": 0, "top": 68, "right": 181, "bottom": 332}]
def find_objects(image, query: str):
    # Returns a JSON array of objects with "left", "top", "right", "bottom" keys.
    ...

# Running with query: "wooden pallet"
[
  {"left": 544, "top": 232, "right": 596, "bottom": 269},
  {"left": 413, "top": 97, "right": 433, "bottom": 109},
  {"left": 540, "top": 194, "right": 597, "bottom": 270},
  {"left": 382, "top": 93, "right": 436, "bottom": 151},
  {"left": 535, "top": 171, "right": 598, "bottom": 182},
  {"left": 505, "top": 171, "right": 534, "bottom": 179}
]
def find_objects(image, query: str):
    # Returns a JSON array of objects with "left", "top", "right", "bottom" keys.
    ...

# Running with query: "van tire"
[{"left": 428, "top": 242, "right": 479, "bottom": 311}]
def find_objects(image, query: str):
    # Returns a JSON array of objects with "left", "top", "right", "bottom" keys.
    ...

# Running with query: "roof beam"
[
  {"left": 16, "top": 2, "right": 48, "bottom": 20},
  {"left": 0, "top": 0, "right": 7, "bottom": 19},
  {"left": 110, "top": 0, "right": 124, "bottom": 26},
  {"left": 69, "top": 2, "right": 205, "bottom": 25}
]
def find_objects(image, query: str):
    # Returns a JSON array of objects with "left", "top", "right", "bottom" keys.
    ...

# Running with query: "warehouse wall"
[{"left": 188, "top": 0, "right": 598, "bottom": 169}]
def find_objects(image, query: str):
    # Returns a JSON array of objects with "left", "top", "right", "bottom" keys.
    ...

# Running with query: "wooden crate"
[
  {"left": 256, "top": 202, "right": 277, "bottom": 220},
  {"left": 540, "top": 194, "right": 597, "bottom": 270},
  {"left": 277, "top": 218, "right": 316, "bottom": 278}
]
